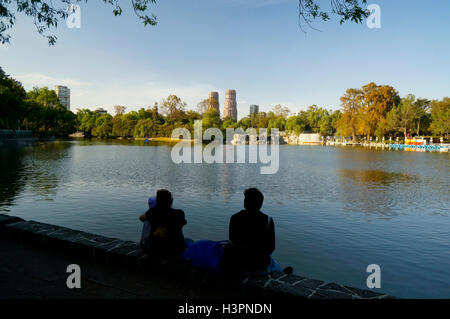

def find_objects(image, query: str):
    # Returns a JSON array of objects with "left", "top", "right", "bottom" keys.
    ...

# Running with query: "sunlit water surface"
[{"left": 1, "top": 139, "right": 449, "bottom": 298}]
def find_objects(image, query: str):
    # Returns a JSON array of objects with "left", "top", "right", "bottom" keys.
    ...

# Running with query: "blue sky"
[{"left": 1, "top": 0, "right": 449, "bottom": 118}]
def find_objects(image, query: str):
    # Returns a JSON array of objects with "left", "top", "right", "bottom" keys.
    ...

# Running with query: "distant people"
[
  {"left": 139, "top": 189, "right": 187, "bottom": 257},
  {"left": 220, "top": 188, "right": 282, "bottom": 274}
]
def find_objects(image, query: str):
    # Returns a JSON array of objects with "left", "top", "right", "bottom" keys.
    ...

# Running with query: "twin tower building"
[{"left": 208, "top": 90, "right": 237, "bottom": 121}]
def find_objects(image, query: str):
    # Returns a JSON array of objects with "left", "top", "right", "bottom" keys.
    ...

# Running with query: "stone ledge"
[
  {"left": 0, "top": 214, "right": 24, "bottom": 227},
  {"left": 0, "top": 214, "right": 394, "bottom": 299}
]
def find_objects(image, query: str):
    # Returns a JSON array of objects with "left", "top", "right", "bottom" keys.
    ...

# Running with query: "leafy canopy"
[
  {"left": 0, "top": 0, "right": 157, "bottom": 45},
  {"left": 1, "top": 0, "right": 371, "bottom": 45}
]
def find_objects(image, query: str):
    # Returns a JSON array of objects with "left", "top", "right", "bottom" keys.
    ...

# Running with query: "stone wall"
[{"left": 0, "top": 214, "right": 393, "bottom": 299}]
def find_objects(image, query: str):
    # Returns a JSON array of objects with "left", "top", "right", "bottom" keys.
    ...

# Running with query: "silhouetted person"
[
  {"left": 139, "top": 189, "right": 187, "bottom": 257},
  {"left": 221, "top": 188, "right": 278, "bottom": 274}
]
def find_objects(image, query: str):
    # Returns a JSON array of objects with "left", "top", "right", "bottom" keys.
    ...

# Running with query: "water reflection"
[
  {"left": 0, "top": 147, "right": 27, "bottom": 211},
  {"left": 340, "top": 169, "right": 415, "bottom": 187},
  {"left": 0, "top": 142, "right": 71, "bottom": 210},
  {"left": 1, "top": 140, "right": 449, "bottom": 297}
]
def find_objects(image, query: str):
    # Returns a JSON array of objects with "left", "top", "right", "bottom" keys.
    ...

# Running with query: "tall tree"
[
  {"left": 26, "top": 86, "right": 61, "bottom": 108},
  {"left": 197, "top": 97, "right": 218, "bottom": 115},
  {"left": 358, "top": 82, "right": 400, "bottom": 139},
  {"left": 160, "top": 95, "right": 186, "bottom": 123},
  {"left": 338, "top": 88, "right": 362, "bottom": 141},
  {"left": 412, "top": 98, "right": 430, "bottom": 136},
  {"left": 272, "top": 104, "right": 291, "bottom": 118},
  {"left": 0, "top": 67, "right": 27, "bottom": 129},
  {"left": 386, "top": 94, "right": 416, "bottom": 138},
  {"left": 429, "top": 97, "right": 450, "bottom": 137},
  {"left": 114, "top": 105, "right": 126, "bottom": 116}
]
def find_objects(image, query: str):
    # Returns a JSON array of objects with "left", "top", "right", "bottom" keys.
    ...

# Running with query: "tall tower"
[
  {"left": 223, "top": 89, "right": 237, "bottom": 121},
  {"left": 54, "top": 85, "right": 70, "bottom": 110},
  {"left": 208, "top": 91, "right": 220, "bottom": 112}
]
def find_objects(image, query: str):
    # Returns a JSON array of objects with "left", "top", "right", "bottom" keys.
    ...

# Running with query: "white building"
[
  {"left": 299, "top": 133, "right": 322, "bottom": 145},
  {"left": 54, "top": 85, "right": 70, "bottom": 110}
]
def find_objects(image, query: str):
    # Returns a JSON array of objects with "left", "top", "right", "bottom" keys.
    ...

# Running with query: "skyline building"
[
  {"left": 54, "top": 85, "right": 70, "bottom": 110},
  {"left": 208, "top": 91, "right": 220, "bottom": 112},
  {"left": 249, "top": 104, "right": 259, "bottom": 116},
  {"left": 223, "top": 89, "right": 237, "bottom": 120}
]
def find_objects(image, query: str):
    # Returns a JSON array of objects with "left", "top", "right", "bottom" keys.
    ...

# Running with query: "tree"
[
  {"left": 197, "top": 99, "right": 209, "bottom": 114},
  {"left": 285, "top": 116, "right": 306, "bottom": 134},
  {"left": 268, "top": 116, "right": 286, "bottom": 132},
  {"left": 197, "top": 97, "right": 219, "bottom": 114},
  {"left": 114, "top": 105, "right": 126, "bottom": 116},
  {"left": 272, "top": 104, "right": 291, "bottom": 118},
  {"left": 0, "top": 0, "right": 157, "bottom": 45},
  {"left": 338, "top": 88, "right": 362, "bottom": 141},
  {"left": 298, "top": 0, "right": 370, "bottom": 31},
  {"left": 1, "top": 1, "right": 370, "bottom": 45},
  {"left": 92, "top": 113, "right": 113, "bottom": 138},
  {"left": 202, "top": 108, "right": 222, "bottom": 130},
  {"left": 358, "top": 82, "right": 400, "bottom": 139},
  {"left": 184, "top": 110, "right": 201, "bottom": 127},
  {"left": 23, "top": 85, "right": 76, "bottom": 136},
  {"left": 134, "top": 118, "right": 157, "bottom": 137},
  {"left": 26, "top": 86, "right": 61, "bottom": 108},
  {"left": 386, "top": 94, "right": 416, "bottom": 138},
  {"left": 222, "top": 118, "right": 238, "bottom": 130},
  {"left": 429, "top": 97, "right": 450, "bottom": 137},
  {"left": 0, "top": 67, "right": 27, "bottom": 129},
  {"left": 319, "top": 110, "right": 340, "bottom": 136},
  {"left": 160, "top": 95, "right": 186, "bottom": 123},
  {"left": 412, "top": 98, "right": 430, "bottom": 136},
  {"left": 76, "top": 109, "right": 98, "bottom": 136}
]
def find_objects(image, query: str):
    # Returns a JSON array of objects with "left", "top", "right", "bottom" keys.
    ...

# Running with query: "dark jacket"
[
  {"left": 221, "top": 209, "right": 275, "bottom": 273},
  {"left": 144, "top": 206, "right": 187, "bottom": 256}
]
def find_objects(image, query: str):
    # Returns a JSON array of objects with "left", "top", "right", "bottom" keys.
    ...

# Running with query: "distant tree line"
[
  {"left": 1, "top": 68, "right": 448, "bottom": 140},
  {"left": 0, "top": 67, "right": 76, "bottom": 136},
  {"left": 335, "top": 82, "right": 449, "bottom": 140}
]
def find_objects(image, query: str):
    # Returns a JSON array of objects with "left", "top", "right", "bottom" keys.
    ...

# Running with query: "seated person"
[
  {"left": 220, "top": 188, "right": 282, "bottom": 274},
  {"left": 139, "top": 189, "right": 187, "bottom": 257}
]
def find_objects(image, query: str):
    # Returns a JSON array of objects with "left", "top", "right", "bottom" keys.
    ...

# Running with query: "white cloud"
[
  {"left": 71, "top": 81, "right": 221, "bottom": 113},
  {"left": 14, "top": 73, "right": 306, "bottom": 117},
  {"left": 17, "top": 73, "right": 92, "bottom": 88}
]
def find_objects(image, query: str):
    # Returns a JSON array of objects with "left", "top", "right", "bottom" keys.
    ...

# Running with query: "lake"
[{"left": 0, "top": 139, "right": 449, "bottom": 298}]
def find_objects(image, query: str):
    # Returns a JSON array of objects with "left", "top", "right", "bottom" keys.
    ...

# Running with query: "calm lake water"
[{"left": 1, "top": 139, "right": 449, "bottom": 298}]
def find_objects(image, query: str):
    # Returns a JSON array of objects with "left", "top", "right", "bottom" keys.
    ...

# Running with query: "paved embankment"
[{"left": 0, "top": 214, "right": 393, "bottom": 299}]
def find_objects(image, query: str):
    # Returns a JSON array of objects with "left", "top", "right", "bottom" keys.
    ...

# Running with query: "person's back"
[
  {"left": 140, "top": 189, "right": 187, "bottom": 257},
  {"left": 221, "top": 188, "right": 275, "bottom": 273}
]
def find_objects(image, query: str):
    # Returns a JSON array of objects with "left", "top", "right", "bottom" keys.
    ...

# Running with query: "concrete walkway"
[{"left": 0, "top": 233, "right": 234, "bottom": 299}]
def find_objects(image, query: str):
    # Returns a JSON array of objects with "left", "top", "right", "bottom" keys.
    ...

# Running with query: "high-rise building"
[
  {"left": 208, "top": 91, "right": 220, "bottom": 112},
  {"left": 54, "top": 85, "right": 70, "bottom": 110},
  {"left": 223, "top": 89, "right": 237, "bottom": 120},
  {"left": 249, "top": 104, "right": 259, "bottom": 116}
]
